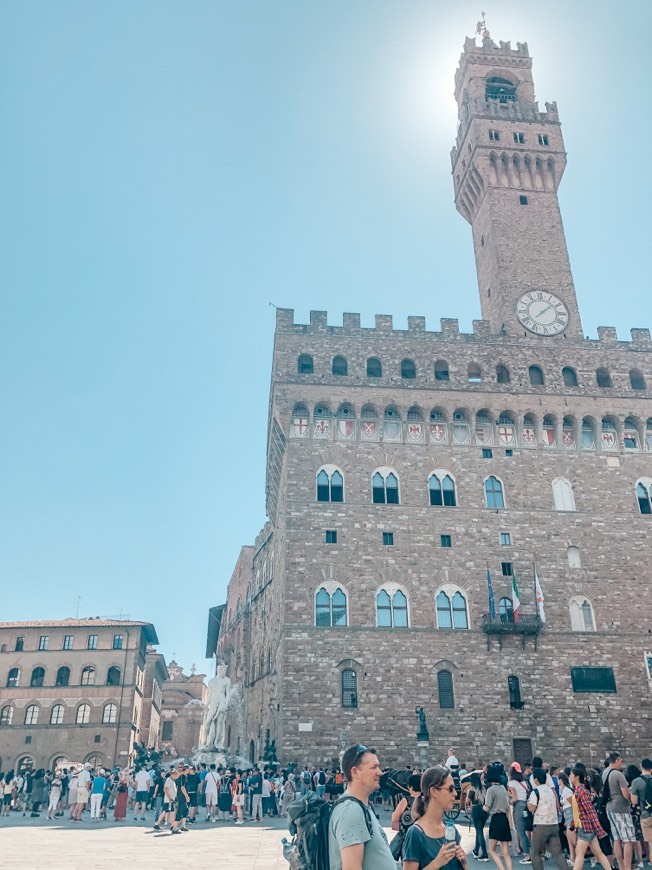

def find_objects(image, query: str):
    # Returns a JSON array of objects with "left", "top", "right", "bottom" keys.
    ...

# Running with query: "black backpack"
[
  {"left": 642, "top": 776, "right": 652, "bottom": 813},
  {"left": 283, "top": 791, "right": 374, "bottom": 870},
  {"left": 600, "top": 770, "right": 614, "bottom": 811}
]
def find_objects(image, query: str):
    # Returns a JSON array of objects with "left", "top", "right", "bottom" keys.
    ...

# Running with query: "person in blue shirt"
[
  {"left": 402, "top": 765, "right": 468, "bottom": 870},
  {"left": 90, "top": 771, "right": 108, "bottom": 821}
]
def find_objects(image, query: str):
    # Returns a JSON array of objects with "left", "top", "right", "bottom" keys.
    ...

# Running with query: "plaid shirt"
[{"left": 575, "top": 783, "right": 606, "bottom": 836}]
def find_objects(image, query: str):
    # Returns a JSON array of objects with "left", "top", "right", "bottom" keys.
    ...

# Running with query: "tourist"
[
  {"left": 530, "top": 758, "right": 554, "bottom": 789},
  {"left": 74, "top": 763, "right": 91, "bottom": 822},
  {"left": 508, "top": 763, "right": 530, "bottom": 862},
  {"left": 624, "top": 764, "right": 646, "bottom": 869},
  {"left": 602, "top": 752, "right": 635, "bottom": 870},
  {"left": 468, "top": 771, "right": 490, "bottom": 862},
  {"left": 629, "top": 758, "right": 652, "bottom": 863},
  {"left": 484, "top": 763, "right": 512, "bottom": 870},
  {"left": 1, "top": 771, "right": 13, "bottom": 817},
  {"left": 446, "top": 749, "right": 460, "bottom": 770},
  {"left": 528, "top": 767, "right": 568, "bottom": 870},
  {"left": 175, "top": 765, "right": 191, "bottom": 831},
  {"left": 402, "top": 764, "right": 467, "bottom": 870},
  {"left": 569, "top": 764, "right": 611, "bottom": 870},
  {"left": 314, "top": 767, "right": 327, "bottom": 799},
  {"left": 280, "top": 772, "right": 296, "bottom": 817},
  {"left": 114, "top": 772, "right": 129, "bottom": 822},
  {"left": 232, "top": 770, "right": 245, "bottom": 825},
  {"left": 153, "top": 767, "right": 181, "bottom": 834},
  {"left": 185, "top": 765, "right": 200, "bottom": 823},
  {"left": 558, "top": 771, "right": 576, "bottom": 864},
  {"left": 390, "top": 772, "right": 420, "bottom": 862},
  {"left": 218, "top": 767, "right": 234, "bottom": 821},
  {"left": 30, "top": 769, "right": 47, "bottom": 817},
  {"left": 250, "top": 766, "right": 263, "bottom": 821},
  {"left": 132, "top": 766, "right": 150, "bottom": 821},
  {"left": 67, "top": 769, "right": 78, "bottom": 818},
  {"left": 327, "top": 744, "right": 396, "bottom": 869},
  {"left": 204, "top": 763, "right": 220, "bottom": 821},
  {"left": 90, "top": 769, "right": 108, "bottom": 821}
]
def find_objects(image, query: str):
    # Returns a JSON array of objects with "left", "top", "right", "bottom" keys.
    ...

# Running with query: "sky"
[{"left": 1, "top": 1, "right": 651, "bottom": 674}]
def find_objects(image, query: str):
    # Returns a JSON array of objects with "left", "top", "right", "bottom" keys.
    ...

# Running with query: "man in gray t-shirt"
[
  {"left": 631, "top": 758, "right": 652, "bottom": 847},
  {"left": 602, "top": 752, "right": 635, "bottom": 870},
  {"left": 328, "top": 745, "right": 396, "bottom": 870}
]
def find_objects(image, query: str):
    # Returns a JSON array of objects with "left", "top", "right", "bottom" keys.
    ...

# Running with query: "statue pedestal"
[
  {"left": 417, "top": 740, "right": 430, "bottom": 770},
  {"left": 193, "top": 746, "right": 228, "bottom": 769}
]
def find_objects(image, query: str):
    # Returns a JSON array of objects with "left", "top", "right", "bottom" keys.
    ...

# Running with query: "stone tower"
[{"left": 451, "top": 29, "right": 583, "bottom": 339}]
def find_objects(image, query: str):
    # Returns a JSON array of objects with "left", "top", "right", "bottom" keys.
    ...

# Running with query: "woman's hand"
[
  {"left": 455, "top": 844, "right": 468, "bottom": 866},
  {"left": 424, "top": 840, "right": 458, "bottom": 870}
]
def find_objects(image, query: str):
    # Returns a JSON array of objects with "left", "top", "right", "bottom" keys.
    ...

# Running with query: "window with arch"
[
  {"left": 102, "top": 703, "right": 118, "bottom": 724},
  {"left": 624, "top": 417, "right": 640, "bottom": 450},
  {"left": 24, "top": 704, "right": 39, "bottom": 726},
  {"left": 437, "top": 670, "right": 455, "bottom": 708},
  {"left": 383, "top": 407, "right": 402, "bottom": 441},
  {"left": 336, "top": 404, "right": 355, "bottom": 440},
  {"left": 496, "top": 364, "right": 510, "bottom": 384},
  {"left": 567, "top": 546, "right": 582, "bottom": 568},
  {"left": 50, "top": 704, "right": 65, "bottom": 725},
  {"left": 30, "top": 667, "right": 45, "bottom": 688},
  {"left": 596, "top": 367, "right": 612, "bottom": 388},
  {"left": 485, "top": 75, "right": 516, "bottom": 102},
  {"left": 56, "top": 666, "right": 70, "bottom": 687},
  {"left": 76, "top": 703, "right": 91, "bottom": 725},
  {"left": 376, "top": 588, "right": 409, "bottom": 627},
  {"left": 7, "top": 667, "right": 20, "bottom": 688},
  {"left": 508, "top": 675, "right": 523, "bottom": 709},
  {"left": 484, "top": 476, "right": 505, "bottom": 509},
  {"left": 435, "top": 589, "right": 469, "bottom": 630},
  {"left": 529, "top": 365, "right": 544, "bottom": 386},
  {"left": 499, "top": 597, "right": 514, "bottom": 623},
  {"left": 562, "top": 366, "right": 578, "bottom": 387},
  {"left": 552, "top": 477, "right": 576, "bottom": 511},
  {"left": 401, "top": 359, "right": 416, "bottom": 379},
  {"left": 372, "top": 469, "right": 399, "bottom": 504},
  {"left": 332, "top": 355, "right": 348, "bottom": 376},
  {"left": 636, "top": 480, "right": 652, "bottom": 515},
  {"left": 570, "top": 596, "right": 596, "bottom": 632},
  {"left": 562, "top": 416, "right": 576, "bottom": 448},
  {"left": 582, "top": 418, "right": 595, "bottom": 450},
  {"left": 367, "top": 357, "right": 382, "bottom": 377},
  {"left": 315, "top": 586, "right": 348, "bottom": 627},
  {"left": 297, "top": 354, "right": 313, "bottom": 374},
  {"left": 630, "top": 369, "right": 646, "bottom": 390},
  {"left": 107, "top": 666, "right": 121, "bottom": 686},
  {"left": 291, "top": 404, "right": 309, "bottom": 438},
  {"left": 1, "top": 705, "right": 14, "bottom": 726},
  {"left": 81, "top": 666, "right": 95, "bottom": 686},
  {"left": 434, "top": 360, "right": 450, "bottom": 381},
  {"left": 428, "top": 472, "right": 457, "bottom": 507},
  {"left": 341, "top": 669, "right": 358, "bottom": 708},
  {"left": 468, "top": 362, "right": 482, "bottom": 383},
  {"left": 316, "top": 467, "right": 344, "bottom": 503}
]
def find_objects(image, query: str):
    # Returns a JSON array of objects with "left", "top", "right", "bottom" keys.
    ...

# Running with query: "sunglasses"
[{"left": 435, "top": 784, "right": 457, "bottom": 793}]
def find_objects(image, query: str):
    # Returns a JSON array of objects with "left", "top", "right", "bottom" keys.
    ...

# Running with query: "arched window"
[
  {"left": 360, "top": 405, "right": 378, "bottom": 441},
  {"left": 376, "top": 588, "right": 409, "bottom": 627},
  {"left": 24, "top": 704, "right": 39, "bottom": 726},
  {"left": 0, "top": 705, "right": 14, "bottom": 725},
  {"left": 81, "top": 666, "right": 95, "bottom": 686},
  {"left": 56, "top": 666, "right": 70, "bottom": 687},
  {"left": 508, "top": 676, "right": 523, "bottom": 709},
  {"left": 434, "top": 360, "right": 450, "bottom": 381},
  {"left": 50, "top": 704, "right": 65, "bottom": 725},
  {"left": 428, "top": 472, "right": 457, "bottom": 507},
  {"left": 341, "top": 669, "right": 357, "bottom": 708},
  {"left": 562, "top": 416, "right": 576, "bottom": 448},
  {"left": 372, "top": 469, "right": 399, "bottom": 504},
  {"left": 383, "top": 407, "right": 402, "bottom": 442},
  {"left": 496, "top": 364, "right": 510, "bottom": 384},
  {"left": 336, "top": 404, "right": 356, "bottom": 440},
  {"left": 332, "top": 355, "right": 348, "bottom": 376},
  {"left": 567, "top": 546, "right": 582, "bottom": 568},
  {"left": 484, "top": 476, "right": 505, "bottom": 509},
  {"left": 497, "top": 412, "right": 516, "bottom": 446},
  {"left": 401, "top": 359, "right": 416, "bottom": 379},
  {"left": 435, "top": 589, "right": 468, "bottom": 629},
  {"left": 552, "top": 477, "right": 576, "bottom": 511},
  {"left": 107, "top": 666, "right": 121, "bottom": 686},
  {"left": 529, "top": 365, "right": 544, "bottom": 386},
  {"left": 499, "top": 597, "right": 514, "bottom": 623},
  {"left": 601, "top": 417, "right": 618, "bottom": 451},
  {"left": 562, "top": 366, "right": 578, "bottom": 387},
  {"left": 596, "top": 367, "right": 612, "bottom": 388},
  {"left": 624, "top": 417, "right": 640, "bottom": 450},
  {"left": 76, "top": 703, "right": 91, "bottom": 725},
  {"left": 636, "top": 480, "right": 652, "bottom": 515},
  {"left": 367, "top": 357, "right": 382, "bottom": 377},
  {"left": 315, "top": 586, "right": 348, "bottom": 627},
  {"left": 542, "top": 414, "right": 557, "bottom": 447},
  {"left": 102, "top": 703, "right": 118, "bottom": 724},
  {"left": 630, "top": 369, "right": 646, "bottom": 390},
  {"left": 437, "top": 670, "right": 455, "bottom": 708},
  {"left": 468, "top": 363, "right": 482, "bottom": 383},
  {"left": 291, "top": 404, "right": 309, "bottom": 438},
  {"left": 30, "top": 667, "right": 45, "bottom": 688},
  {"left": 485, "top": 75, "right": 516, "bottom": 102},
  {"left": 6, "top": 667, "right": 20, "bottom": 688},
  {"left": 297, "top": 354, "right": 313, "bottom": 374},
  {"left": 316, "top": 467, "right": 344, "bottom": 503},
  {"left": 522, "top": 413, "right": 537, "bottom": 447},
  {"left": 570, "top": 596, "right": 596, "bottom": 632},
  {"left": 582, "top": 417, "right": 595, "bottom": 450}
]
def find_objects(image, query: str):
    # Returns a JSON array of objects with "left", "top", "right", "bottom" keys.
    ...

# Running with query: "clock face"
[{"left": 516, "top": 291, "right": 569, "bottom": 336}]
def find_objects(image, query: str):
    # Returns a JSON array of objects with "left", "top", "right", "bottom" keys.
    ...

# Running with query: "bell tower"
[{"left": 451, "top": 22, "right": 583, "bottom": 339}]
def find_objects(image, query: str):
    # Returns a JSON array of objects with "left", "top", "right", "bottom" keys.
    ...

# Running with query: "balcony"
[{"left": 482, "top": 613, "right": 542, "bottom": 648}]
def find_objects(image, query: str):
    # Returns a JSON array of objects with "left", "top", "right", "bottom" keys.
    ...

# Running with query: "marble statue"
[{"left": 202, "top": 662, "right": 232, "bottom": 749}]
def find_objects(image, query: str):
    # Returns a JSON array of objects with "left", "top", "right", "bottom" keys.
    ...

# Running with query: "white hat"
[{"left": 84, "top": 763, "right": 91, "bottom": 769}]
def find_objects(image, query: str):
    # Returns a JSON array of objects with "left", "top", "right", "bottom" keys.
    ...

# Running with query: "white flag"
[{"left": 535, "top": 570, "right": 545, "bottom": 623}]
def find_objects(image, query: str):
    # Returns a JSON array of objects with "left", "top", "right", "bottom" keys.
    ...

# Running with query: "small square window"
[
  {"left": 501, "top": 561, "right": 513, "bottom": 576},
  {"left": 382, "top": 532, "right": 394, "bottom": 546},
  {"left": 519, "top": 195, "right": 528, "bottom": 205},
  {"left": 325, "top": 530, "right": 337, "bottom": 544},
  {"left": 505, "top": 449, "right": 514, "bottom": 457},
  {"left": 440, "top": 535, "right": 452, "bottom": 548},
  {"left": 489, "top": 129, "right": 500, "bottom": 142},
  {"left": 15, "top": 637, "right": 24, "bottom": 652},
  {"left": 538, "top": 133, "right": 549, "bottom": 146},
  {"left": 482, "top": 448, "right": 493, "bottom": 459},
  {"left": 87, "top": 635, "right": 98, "bottom": 650},
  {"left": 500, "top": 532, "right": 512, "bottom": 547},
  {"left": 513, "top": 132, "right": 524, "bottom": 144},
  {"left": 112, "top": 634, "right": 123, "bottom": 650},
  {"left": 38, "top": 636, "right": 49, "bottom": 651},
  {"left": 94, "top": 735, "right": 101, "bottom": 743},
  {"left": 25, "top": 736, "right": 32, "bottom": 744},
  {"left": 63, "top": 635, "right": 74, "bottom": 650}
]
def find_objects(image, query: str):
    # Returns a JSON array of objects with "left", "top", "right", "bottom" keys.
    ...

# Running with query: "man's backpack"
[
  {"left": 600, "top": 770, "right": 614, "bottom": 811},
  {"left": 282, "top": 792, "right": 374, "bottom": 870},
  {"left": 302, "top": 771, "right": 312, "bottom": 785},
  {"left": 318, "top": 771, "right": 326, "bottom": 785},
  {"left": 642, "top": 776, "right": 652, "bottom": 813}
]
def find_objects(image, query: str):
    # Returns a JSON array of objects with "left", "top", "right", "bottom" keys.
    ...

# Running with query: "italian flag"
[{"left": 512, "top": 575, "right": 521, "bottom": 620}]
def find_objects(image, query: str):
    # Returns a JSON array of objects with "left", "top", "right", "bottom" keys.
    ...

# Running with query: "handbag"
[{"left": 390, "top": 827, "right": 406, "bottom": 860}]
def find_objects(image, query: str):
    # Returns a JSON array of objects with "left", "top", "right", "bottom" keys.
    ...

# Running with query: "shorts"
[
  {"left": 578, "top": 830, "right": 599, "bottom": 843},
  {"left": 77, "top": 790, "right": 89, "bottom": 805},
  {"left": 135, "top": 790, "right": 148, "bottom": 802},
  {"left": 489, "top": 811, "right": 512, "bottom": 842},
  {"left": 607, "top": 811, "right": 637, "bottom": 843},
  {"left": 205, "top": 791, "right": 218, "bottom": 807},
  {"left": 162, "top": 800, "right": 176, "bottom": 813},
  {"left": 188, "top": 792, "right": 198, "bottom": 808},
  {"left": 563, "top": 807, "right": 574, "bottom": 826},
  {"left": 641, "top": 816, "right": 652, "bottom": 845},
  {"left": 3, "top": 795, "right": 11, "bottom": 806}
]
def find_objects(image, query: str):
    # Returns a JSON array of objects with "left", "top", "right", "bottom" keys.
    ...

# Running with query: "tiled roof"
[{"left": 0, "top": 618, "right": 153, "bottom": 628}]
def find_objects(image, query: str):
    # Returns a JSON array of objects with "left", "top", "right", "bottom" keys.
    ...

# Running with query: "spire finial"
[{"left": 476, "top": 11, "right": 490, "bottom": 40}]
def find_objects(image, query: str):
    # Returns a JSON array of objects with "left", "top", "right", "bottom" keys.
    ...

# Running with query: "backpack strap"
[{"left": 334, "top": 795, "right": 374, "bottom": 838}]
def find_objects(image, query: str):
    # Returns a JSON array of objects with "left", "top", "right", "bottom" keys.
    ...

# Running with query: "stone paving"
[{"left": 1, "top": 807, "right": 479, "bottom": 869}]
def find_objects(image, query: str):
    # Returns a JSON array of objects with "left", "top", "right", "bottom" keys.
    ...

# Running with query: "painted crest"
[
  {"left": 498, "top": 425, "right": 516, "bottom": 446},
  {"left": 430, "top": 423, "right": 447, "bottom": 443},
  {"left": 292, "top": 416, "right": 309, "bottom": 438},
  {"left": 453, "top": 423, "right": 470, "bottom": 444},
  {"left": 337, "top": 419, "right": 354, "bottom": 439},
  {"left": 314, "top": 419, "right": 331, "bottom": 438},
  {"left": 361, "top": 420, "right": 377, "bottom": 440},
  {"left": 522, "top": 427, "right": 536, "bottom": 447}
]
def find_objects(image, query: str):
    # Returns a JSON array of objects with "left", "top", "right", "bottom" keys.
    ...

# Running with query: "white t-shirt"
[
  {"left": 262, "top": 779, "right": 271, "bottom": 798},
  {"left": 204, "top": 772, "right": 220, "bottom": 794},
  {"left": 529, "top": 772, "right": 554, "bottom": 788},
  {"left": 446, "top": 755, "right": 460, "bottom": 769},
  {"left": 77, "top": 769, "right": 91, "bottom": 791},
  {"left": 134, "top": 770, "right": 150, "bottom": 791},
  {"left": 509, "top": 779, "right": 529, "bottom": 802},
  {"left": 560, "top": 786, "right": 573, "bottom": 809},
  {"left": 529, "top": 784, "right": 558, "bottom": 825},
  {"left": 164, "top": 777, "right": 178, "bottom": 801}
]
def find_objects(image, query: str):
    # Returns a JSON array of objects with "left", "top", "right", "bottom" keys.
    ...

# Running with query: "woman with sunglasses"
[{"left": 402, "top": 765, "right": 468, "bottom": 870}]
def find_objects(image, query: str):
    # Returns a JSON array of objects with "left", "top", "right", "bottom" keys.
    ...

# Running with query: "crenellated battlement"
[{"left": 275, "top": 308, "right": 652, "bottom": 349}]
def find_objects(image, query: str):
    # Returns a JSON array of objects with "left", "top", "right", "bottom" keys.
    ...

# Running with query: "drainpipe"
[{"left": 111, "top": 627, "right": 130, "bottom": 768}]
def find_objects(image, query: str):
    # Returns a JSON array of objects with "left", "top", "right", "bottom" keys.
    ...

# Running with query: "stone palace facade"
[{"left": 211, "top": 29, "right": 652, "bottom": 768}]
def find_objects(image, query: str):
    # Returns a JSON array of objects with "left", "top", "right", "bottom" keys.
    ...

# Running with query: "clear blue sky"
[{"left": 1, "top": 1, "right": 650, "bottom": 672}]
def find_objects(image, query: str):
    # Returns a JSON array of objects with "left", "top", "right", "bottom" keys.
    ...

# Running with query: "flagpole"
[{"left": 533, "top": 562, "right": 536, "bottom": 616}]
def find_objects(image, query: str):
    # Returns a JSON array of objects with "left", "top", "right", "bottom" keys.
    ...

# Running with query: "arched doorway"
[
  {"left": 84, "top": 754, "right": 103, "bottom": 771},
  {"left": 17, "top": 755, "right": 34, "bottom": 774},
  {"left": 249, "top": 739, "right": 255, "bottom": 764}
]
